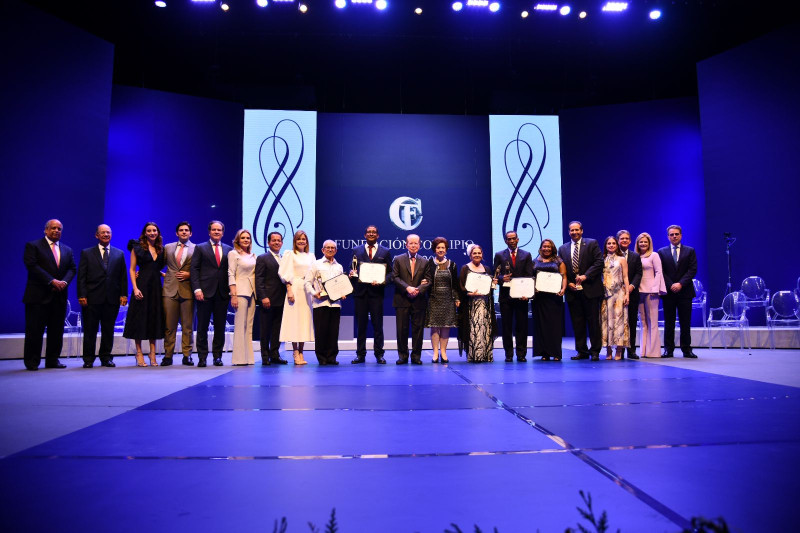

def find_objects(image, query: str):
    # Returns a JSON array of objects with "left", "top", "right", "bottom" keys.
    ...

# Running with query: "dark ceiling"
[{"left": 25, "top": 0, "right": 789, "bottom": 114}]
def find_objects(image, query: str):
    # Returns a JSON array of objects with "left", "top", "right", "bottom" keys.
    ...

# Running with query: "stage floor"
[{"left": 1, "top": 345, "right": 798, "bottom": 532}]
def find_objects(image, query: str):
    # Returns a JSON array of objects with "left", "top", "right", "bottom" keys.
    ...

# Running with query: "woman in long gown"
[
  {"left": 278, "top": 230, "right": 314, "bottom": 365},
  {"left": 458, "top": 244, "right": 497, "bottom": 363},
  {"left": 636, "top": 232, "right": 667, "bottom": 358},
  {"left": 600, "top": 236, "right": 630, "bottom": 360},
  {"left": 123, "top": 222, "right": 166, "bottom": 367},
  {"left": 424, "top": 237, "right": 460, "bottom": 363},
  {"left": 532, "top": 239, "right": 567, "bottom": 361},
  {"left": 228, "top": 229, "right": 257, "bottom": 366}
]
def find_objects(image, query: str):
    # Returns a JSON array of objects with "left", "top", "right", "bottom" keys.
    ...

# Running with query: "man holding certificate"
[
  {"left": 304, "top": 240, "right": 347, "bottom": 365},
  {"left": 392, "top": 234, "right": 431, "bottom": 365},
  {"left": 493, "top": 231, "right": 534, "bottom": 362},
  {"left": 349, "top": 225, "right": 391, "bottom": 364}
]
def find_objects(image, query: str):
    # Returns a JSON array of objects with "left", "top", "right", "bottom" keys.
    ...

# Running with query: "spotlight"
[
  {"left": 220, "top": 2, "right": 229, "bottom": 10},
  {"left": 415, "top": 7, "right": 422, "bottom": 15},
  {"left": 579, "top": 10, "right": 586, "bottom": 18},
  {"left": 521, "top": 10, "right": 528, "bottom": 18},
  {"left": 649, "top": 9, "right": 661, "bottom": 20},
  {"left": 375, "top": 0, "right": 387, "bottom": 9},
  {"left": 335, "top": 0, "right": 346, "bottom": 8},
  {"left": 154, "top": 0, "right": 166, "bottom": 6},
  {"left": 299, "top": 3, "right": 308, "bottom": 12},
  {"left": 256, "top": 0, "right": 268, "bottom": 6},
  {"left": 452, "top": 2, "right": 463, "bottom": 11},
  {"left": 489, "top": 2, "right": 500, "bottom": 12},
  {"left": 601, "top": 2, "right": 628, "bottom": 12},
  {"left": 533, "top": 4, "right": 557, "bottom": 11},
  {"left": 466, "top": 0, "right": 488, "bottom": 6},
  {"left": 559, "top": 5, "right": 570, "bottom": 15}
]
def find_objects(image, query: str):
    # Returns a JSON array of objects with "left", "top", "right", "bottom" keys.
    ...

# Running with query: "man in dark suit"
[
  {"left": 392, "top": 234, "right": 431, "bottom": 365},
  {"left": 617, "top": 230, "right": 642, "bottom": 359},
  {"left": 161, "top": 221, "right": 196, "bottom": 367},
  {"left": 492, "top": 230, "right": 534, "bottom": 362},
  {"left": 255, "top": 231, "right": 288, "bottom": 366},
  {"left": 77, "top": 224, "right": 128, "bottom": 368},
  {"left": 22, "top": 219, "right": 76, "bottom": 370},
  {"left": 657, "top": 225, "right": 698, "bottom": 358},
  {"left": 558, "top": 221, "right": 604, "bottom": 361},
  {"left": 190, "top": 220, "right": 232, "bottom": 367},
  {"left": 349, "top": 225, "right": 391, "bottom": 364}
]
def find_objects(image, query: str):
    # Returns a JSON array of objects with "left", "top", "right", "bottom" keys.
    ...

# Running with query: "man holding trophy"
[{"left": 492, "top": 230, "right": 534, "bottom": 362}]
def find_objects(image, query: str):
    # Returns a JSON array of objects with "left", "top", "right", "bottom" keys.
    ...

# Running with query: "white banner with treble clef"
[
  {"left": 243, "top": 110, "right": 317, "bottom": 255},
  {"left": 489, "top": 115, "right": 563, "bottom": 257}
]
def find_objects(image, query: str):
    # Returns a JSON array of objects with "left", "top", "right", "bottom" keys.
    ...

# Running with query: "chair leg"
[{"left": 707, "top": 326, "right": 712, "bottom": 350}]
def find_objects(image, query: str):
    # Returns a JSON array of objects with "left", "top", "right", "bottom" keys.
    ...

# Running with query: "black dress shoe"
[
  {"left": 318, "top": 361, "right": 328, "bottom": 366},
  {"left": 25, "top": 366, "right": 38, "bottom": 371},
  {"left": 83, "top": 363, "right": 93, "bottom": 368},
  {"left": 396, "top": 359, "right": 408, "bottom": 365},
  {"left": 213, "top": 358, "right": 223, "bottom": 366},
  {"left": 627, "top": 353, "right": 640, "bottom": 360},
  {"left": 517, "top": 357, "right": 527, "bottom": 362},
  {"left": 571, "top": 354, "right": 590, "bottom": 360},
  {"left": 101, "top": 361, "right": 116, "bottom": 368},
  {"left": 261, "top": 359, "right": 271, "bottom": 365},
  {"left": 45, "top": 362, "right": 67, "bottom": 369},
  {"left": 329, "top": 361, "right": 340, "bottom": 365},
  {"left": 505, "top": 357, "right": 514, "bottom": 362},
  {"left": 351, "top": 357, "right": 366, "bottom": 364},
  {"left": 270, "top": 357, "right": 288, "bottom": 365},
  {"left": 198, "top": 359, "right": 207, "bottom": 367},
  {"left": 160, "top": 357, "right": 173, "bottom": 367},
  {"left": 411, "top": 360, "right": 423, "bottom": 365},
  {"left": 376, "top": 357, "right": 386, "bottom": 364},
  {"left": 183, "top": 356, "right": 195, "bottom": 366},
  {"left": 590, "top": 355, "right": 600, "bottom": 361},
  {"left": 661, "top": 351, "right": 674, "bottom": 358},
  {"left": 683, "top": 352, "right": 698, "bottom": 359}
]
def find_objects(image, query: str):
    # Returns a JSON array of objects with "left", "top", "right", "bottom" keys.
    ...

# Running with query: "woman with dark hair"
[
  {"left": 600, "top": 235, "right": 630, "bottom": 360},
  {"left": 123, "top": 222, "right": 166, "bottom": 367},
  {"left": 278, "top": 230, "right": 315, "bottom": 365},
  {"left": 424, "top": 236, "right": 460, "bottom": 363},
  {"left": 458, "top": 244, "right": 497, "bottom": 363},
  {"left": 532, "top": 239, "right": 567, "bottom": 361},
  {"left": 228, "top": 229, "right": 257, "bottom": 365}
]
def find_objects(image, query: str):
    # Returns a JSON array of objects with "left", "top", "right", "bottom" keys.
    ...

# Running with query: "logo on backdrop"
[{"left": 389, "top": 197, "right": 423, "bottom": 230}]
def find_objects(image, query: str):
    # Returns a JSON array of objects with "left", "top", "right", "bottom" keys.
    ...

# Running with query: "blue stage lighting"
[
  {"left": 415, "top": 7, "right": 422, "bottom": 14},
  {"left": 521, "top": 10, "right": 529, "bottom": 18},
  {"left": 299, "top": 3, "right": 308, "bottom": 11},
  {"left": 335, "top": 0, "right": 346, "bottom": 8},
  {"left": 489, "top": 2, "right": 500, "bottom": 12},
  {"left": 649, "top": 9, "right": 662, "bottom": 20},
  {"left": 466, "top": 0, "right": 489, "bottom": 6},
  {"left": 256, "top": 0, "right": 268, "bottom": 7},
  {"left": 602, "top": 2, "right": 628, "bottom": 12},
  {"left": 534, "top": 4, "right": 558, "bottom": 11},
  {"left": 220, "top": 2, "right": 229, "bottom": 11},
  {"left": 452, "top": 2, "right": 463, "bottom": 11},
  {"left": 579, "top": 10, "right": 587, "bottom": 18},
  {"left": 376, "top": 0, "right": 387, "bottom": 9},
  {"left": 559, "top": 5, "right": 571, "bottom": 15},
  {"left": 155, "top": 0, "right": 166, "bottom": 6}
]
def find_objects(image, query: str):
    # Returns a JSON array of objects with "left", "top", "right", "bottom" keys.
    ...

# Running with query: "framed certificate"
[
  {"left": 359, "top": 263, "right": 386, "bottom": 285},
  {"left": 465, "top": 272, "right": 492, "bottom": 295},
  {"left": 535, "top": 271, "right": 563, "bottom": 294},
  {"left": 322, "top": 273, "right": 354, "bottom": 301},
  {"left": 509, "top": 277, "right": 535, "bottom": 298}
]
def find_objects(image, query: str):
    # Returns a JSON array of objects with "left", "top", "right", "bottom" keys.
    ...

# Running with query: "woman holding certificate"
[
  {"left": 635, "top": 232, "right": 667, "bottom": 358},
  {"left": 228, "top": 230, "right": 257, "bottom": 365},
  {"left": 532, "top": 239, "right": 567, "bottom": 361},
  {"left": 458, "top": 244, "right": 497, "bottom": 363},
  {"left": 424, "top": 237, "right": 460, "bottom": 363},
  {"left": 600, "top": 236, "right": 630, "bottom": 360},
  {"left": 278, "top": 230, "right": 315, "bottom": 365}
]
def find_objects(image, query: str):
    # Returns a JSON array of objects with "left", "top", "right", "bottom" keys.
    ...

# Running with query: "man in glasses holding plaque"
[
  {"left": 558, "top": 221, "right": 604, "bottom": 361},
  {"left": 304, "top": 240, "right": 347, "bottom": 365},
  {"left": 349, "top": 225, "right": 391, "bottom": 364},
  {"left": 493, "top": 230, "right": 534, "bottom": 362}
]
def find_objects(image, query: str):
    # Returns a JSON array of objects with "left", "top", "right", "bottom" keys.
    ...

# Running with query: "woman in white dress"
[
  {"left": 278, "top": 230, "right": 315, "bottom": 365},
  {"left": 228, "top": 229, "right": 257, "bottom": 365}
]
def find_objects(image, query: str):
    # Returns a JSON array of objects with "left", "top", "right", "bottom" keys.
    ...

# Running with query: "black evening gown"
[
  {"left": 532, "top": 258, "right": 563, "bottom": 359},
  {"left": 123, "top": 245, "right": 166, "bottom": 340}
]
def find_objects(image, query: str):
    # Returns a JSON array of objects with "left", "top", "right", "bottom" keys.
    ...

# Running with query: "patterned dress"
[
  {"left": 601, "top": 255, "right": 629, "bottom": 347},
  {"left": 425, "top": 259, "right": 459, "bottom": 328},
  {"left": 459, "top": 265, "right": 494, "bottom": 363}
]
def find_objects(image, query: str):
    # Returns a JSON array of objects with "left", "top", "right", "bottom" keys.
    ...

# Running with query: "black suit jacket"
[
  {"left": 657, "top": 244, "right": 697, "bottom": 299},
  {"left": 77, "top": 245, "right": 128, "bottom": 305},
  {"left": 625, "top": 250, "right": 643, "bottom": 293},
  {"left": 190, "top": 241, "right": 233, "bottom": 299},
  {"left": 23, "top": 238, "right": 76, "bottom": 304},
  {"left": 254, "top": 252, "right": 286, "bottom": 306},
  {"left": 557, "top": 238, "right": 604, "bottom": 300},
  {"left": 492, "top": 248, "right": 534, "bottom": 302},
  {"left": 351, "top": 244, "right": 392, "bottom": 299},
  {"left": 392, "top": 254, "right": 431, "bottom": 309}
]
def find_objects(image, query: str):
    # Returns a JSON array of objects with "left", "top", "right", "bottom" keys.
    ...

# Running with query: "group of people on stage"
[{"left": 22, "top": 218, "right": 698, "bottom": 370}]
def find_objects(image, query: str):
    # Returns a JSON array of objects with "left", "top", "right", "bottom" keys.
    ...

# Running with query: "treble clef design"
[
  {"left": 501, "top": 122, "right": 550, "bottom": 249},
  {"left": 252, "top": 119, "right": 306, "bottom": 250}
]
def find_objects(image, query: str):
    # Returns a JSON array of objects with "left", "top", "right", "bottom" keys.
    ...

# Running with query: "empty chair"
[
  {"left": 766, "top": 291, "right": 800, "bottom": 350},
  {"left": 692, "top": 279, "right": 708, "bottom": 329},
  {"left": 740, "top": 276, "right": 770, "bottom": 324},
  {"left": 707, "top": 291, "right": 750, "bottom": 350}
]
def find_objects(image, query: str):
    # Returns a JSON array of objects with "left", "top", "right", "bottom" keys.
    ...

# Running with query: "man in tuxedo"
[
  {"left": 255, "top": 231, "right": 288, "bottom": 366},
  {"left": 657, "top": 225, "right": 698, "bottom": 358},
  {"left": 493, "top": 230, "right": 534, "bottom": 362},
  {"left": 392, "top": 234, "right": 431, "bottom": 365},
  {"left": 190, "top": 220, "right": 232, "bottom": 367},
  {"left": 349, "top": 225, "right": 391, "bottom": 364},
  {"left": 305, "top": 240, "right": 346, "bottom": 365},
  {"left": 558, "top": 221, "right": 604, "bottom": 361},
  {"left": 617, "top": 230, "right": 642, "bottom": 359},
  {"left": 22, "top": 219, "right": 76, "bottom": 370},
  {"left": 161, "top": 221, "right": 196, "bottom": 367},
  {"left": 77, "top": 225, "right": 128, "bottom": 368}
]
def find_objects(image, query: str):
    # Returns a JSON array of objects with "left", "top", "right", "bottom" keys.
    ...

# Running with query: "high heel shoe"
[
  {"left": 149, "top": 354, "right": 158, "bottom": 367},
  {"left": 135, "top": 352, "right": 147, "bottom": 367},
  {"left": 441, "top": 356, "right": 448, "bottom": 364},
  {"left": 432, "top": 355, "right": 440, "bottom": 363},
  {"left": 292, "top": 350, "right": 301, "bottom": 365},
  {"left": 297, "top": 352, "right": 308, "bottom": 366}
]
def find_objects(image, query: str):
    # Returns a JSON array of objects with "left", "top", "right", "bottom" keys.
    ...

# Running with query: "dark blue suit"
[
  {"left": 23, "top": 237, "right": 76, "bottom": 369},
  {"left": 557, "top": 238, "right": 604, "bottom": 357},
  {"left": 190, "top": 240, "right": 232, "bottom": 361},
  {"left": 351, "top": 244, "right": 392, "bottom": 360},
  {"left": 657, "top": 244, "right": 697, "bottom": 354},
  {"left": 624, "top": 250, "right": 643, "bottom": 357},
  {"left": 255, "top": 252, "right": 286, "bottom": 363},
  {"left": 493, "top": 247, "right": 534, "bottom": 360}
]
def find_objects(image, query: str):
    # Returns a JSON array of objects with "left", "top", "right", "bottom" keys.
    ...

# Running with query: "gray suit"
[{"left": 163, "top": 241, "right": 195, "bottom": 358}]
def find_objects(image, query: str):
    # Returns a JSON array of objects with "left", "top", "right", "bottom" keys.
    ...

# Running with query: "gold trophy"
[{"left": 315, "top": 270, "right": 328, "bottom": 298}]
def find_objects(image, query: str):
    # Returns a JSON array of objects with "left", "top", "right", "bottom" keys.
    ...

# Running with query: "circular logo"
[{"left": 389, "top": 197, "right": 423, "bottom": 230}]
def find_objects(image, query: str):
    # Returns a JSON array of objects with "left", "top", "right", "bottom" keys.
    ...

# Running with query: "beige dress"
[{"left": 601, "top": 255, "right": 629, "bottom": 347}]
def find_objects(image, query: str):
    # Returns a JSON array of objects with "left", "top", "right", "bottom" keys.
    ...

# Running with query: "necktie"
[
  {"left": 672, "top": 245, "right": 678, "bottom": 264},
  {"left": 102, "top": 246, "right": 109, "bottom": 270},
  {"left": 51, "top": 242, "right": 59, "bottom": 267},
  {"left": 410, "top": 256, "right": 416, "bottom": 277},
  {"left": 511, "top": 250, "right": 516, "bottom": 268},
  {"left": 368, "top": 245, "right": 373, "bottom": 260},
  {"left": 214, "top": 243, "right": 221, "bottom": 267},
  {"left": 176, "top": 243, "right": 184, "bottom": 265},
  {"left": 572, "top": 242, "right": 579, "bottom": 274}
]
